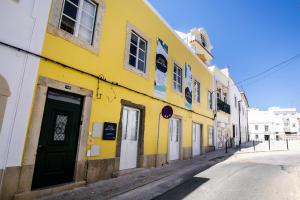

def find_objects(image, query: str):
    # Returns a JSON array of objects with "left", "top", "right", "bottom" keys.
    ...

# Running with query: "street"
[{"left": 154, "top": 151, "right": 300, "bottom": 200}]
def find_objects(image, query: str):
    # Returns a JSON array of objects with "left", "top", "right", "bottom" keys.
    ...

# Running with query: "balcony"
[{"left": 217, "top": 98, "right": 231, "bottom": 114}]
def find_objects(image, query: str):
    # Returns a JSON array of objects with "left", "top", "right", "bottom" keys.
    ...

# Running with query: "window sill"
[
  {"left": 47, "top": 24, "right": 99, "bottom": 55},
  {"left": 124, "top": 64, "right": 149, "bottom": 79},
  {"left": 171, "top": 88, "right": 184, "bottom": 97}
]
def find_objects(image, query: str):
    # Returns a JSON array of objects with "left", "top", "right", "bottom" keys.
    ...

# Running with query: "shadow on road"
[{"left": 152, "top": 177, "right": 209, "bottom": 200}]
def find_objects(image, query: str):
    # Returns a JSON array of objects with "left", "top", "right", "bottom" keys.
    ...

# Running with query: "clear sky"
[{"left": 148, "top": 0, "right": 300, "bottom": 111}]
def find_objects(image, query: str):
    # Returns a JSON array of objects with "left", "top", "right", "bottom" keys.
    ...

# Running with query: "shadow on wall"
[{"left": 153, "top": 177, "right": 209, "bottom": 200}]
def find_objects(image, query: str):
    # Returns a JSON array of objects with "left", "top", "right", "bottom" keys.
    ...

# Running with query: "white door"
[
  {"left": 169, "top": 118, "right": 181, "bottom": 161},
  {"left": 119, "top": 106, "right": 140, "bottom": 170},
  {"left": 192, "top": 123, "right": 201, "bottom": 156}
]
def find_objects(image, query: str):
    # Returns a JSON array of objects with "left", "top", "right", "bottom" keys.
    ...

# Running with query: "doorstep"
[{"left": 14, "top": 181, "right": 86, "bottom": 200}]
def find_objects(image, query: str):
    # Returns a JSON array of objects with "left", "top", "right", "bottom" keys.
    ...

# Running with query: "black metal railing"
[{"left": 217, "top": 98, "right": 231, "bottom": 114}]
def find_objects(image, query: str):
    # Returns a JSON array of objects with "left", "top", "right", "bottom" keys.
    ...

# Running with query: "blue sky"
[{"left": 148, "top": 0, "right": 300, "bottom": 110}]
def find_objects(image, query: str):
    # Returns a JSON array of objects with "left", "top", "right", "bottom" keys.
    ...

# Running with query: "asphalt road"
[{"left": 154, "top": 151, "right": 300, "bottom": 200}]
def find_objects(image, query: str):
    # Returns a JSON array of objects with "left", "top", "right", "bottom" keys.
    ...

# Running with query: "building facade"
[
  {"left": 249, "top": 107, "right": 300, "bottom": 141},
  {"left": 208, "top": 67, "right": 249, "bottom": 149},
  {"left": 0, "top": 0, "right": 217, "bottom": 199},
  {"left": 208, "top": 67, "right": 231, "bottom": 149},
  {"left": 0, "top": 0, "right": 52, "bottom": 199}
]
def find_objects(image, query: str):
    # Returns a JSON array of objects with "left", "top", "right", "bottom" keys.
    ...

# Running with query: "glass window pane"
[
  {"left": 139, "top": 40, "right": 146, "bottom": 51},
  {"left": 129, "top": 55, "right": 136, "bottom": 67},
  {"left": 53, "top": 115, "right": 68, "bottom": 141},
  {"left": 78, "top": 25, "right": 92, "bottom": 43},
  {"left": 63, "top": 0, "right": 78, "bottom": 20},
  {"left": 122, "top": 109, "right": 128, "bottom": 140},
  {"left": 173, "top": 82, "right": 176, "bottom": 89},
  {"left": 60, "top": 15, "right": 76, "bottom": 34},
  {"left": 176, "top": 120, "right": 180, "bottom": 142},
  {"left": 83, "top": 0, "right": 96, "bottom": 16},
  {"left": 131, "top": 33, "right": 138, "bottom": 45},
  {"left": 130, "top": 44, "right": 137, "bottom": 56},
  {"left": 80, "top": 12, "right": 94, "bottom": 30},
  {"left": 69, "top": 0, "right": 79, "bottom": 5},
  {"left": 128, "top": 110, "right": 139, "bottom": 141},
  {"left": 138, "top": 50, "right": 145, "bottom": 61},
  {"left": 137, "top": 60, "right": 145, "bottom": 72}
]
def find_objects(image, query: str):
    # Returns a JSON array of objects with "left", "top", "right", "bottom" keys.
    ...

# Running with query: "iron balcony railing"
[{"left": 217, "top": 98, "right": 231, "bottom": 114}]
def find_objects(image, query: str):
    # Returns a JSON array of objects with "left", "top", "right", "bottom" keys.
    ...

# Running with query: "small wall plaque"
[
  {"left": 90, "top": 144, "right": 100, "bottom": 156},
  {"left": 92, "top": 122, "right": 103, "bottom": 138},
  {"left": 103, "top": 122, "right": 117, "bottom": 140}
]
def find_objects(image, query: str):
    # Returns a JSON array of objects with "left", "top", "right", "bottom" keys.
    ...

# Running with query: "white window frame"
[
  {"left": 59, "top": 0, "right": 97, "bottom": 44},
  {"left": 265, "top": 125, "right": 269, "bottom": 132},
  {"left": 194, "top": 80, "right": 200, "bottom": 103},
  {"left": 124, "top": 23, "right": 151, "bottom": 78},
  {"left": 172, "top": 62, "right": 183, "bottom": 93},
  {"left": 122, "top": 106, "right": 140, "bottom": 141},
  {"left": 128, "top": 31, "right": 148, "bottom": 73},
  {"left": 208, "top": 90, "right": 213, "bottom": 110}
]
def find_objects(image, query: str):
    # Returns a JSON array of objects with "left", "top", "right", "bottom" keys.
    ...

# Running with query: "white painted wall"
[
  {"left": 0, "top": 0, "right": 51, "bottom": 169},
  {"left": 209, "top": 67, "right": 249, "bottom": 148},
  {"left": 248, "top": 107, "right": 300, "bottom": 141},
  {"left": 209, "top": 66, "right": 231, "bottom": 148},
  {"left": 228, "top": 76, "right": 241, "bottom": 146}
]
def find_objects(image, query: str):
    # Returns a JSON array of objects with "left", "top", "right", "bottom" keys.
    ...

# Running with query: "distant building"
[
  {"left": 175, "top": 28, "right": 213, "bottom": 65},
  {"left": 248, "top": 107, "right": 300, "bottom": 141}
]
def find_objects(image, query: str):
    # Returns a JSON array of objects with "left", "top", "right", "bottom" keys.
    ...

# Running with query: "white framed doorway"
[
  {"left": 168, "top": 117, "right": 181, "bottom": 161},
  {"left": 192, "top": 122, "right": 202, "bottom": 156},
  {"left": 119, "top": 106, "right": 140, "bottom": 170}
]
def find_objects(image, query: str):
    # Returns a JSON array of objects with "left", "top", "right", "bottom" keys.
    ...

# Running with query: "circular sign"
[{"left": 161, "top": 105, "right": 173, "bottom": 119}]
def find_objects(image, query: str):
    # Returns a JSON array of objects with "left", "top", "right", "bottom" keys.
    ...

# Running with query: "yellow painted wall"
[{"left": 35, "top": 0, "right": 214, "bottom": 160}]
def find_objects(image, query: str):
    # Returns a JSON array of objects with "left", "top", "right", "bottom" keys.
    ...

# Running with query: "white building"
[
  {"left": 0, "top": 0, "right": 51, "bottom": 199},
  {"left": 176, "top": 30, "right": 249, "bottom": 149},
  {"left": 209, "top": 67, "right": 249, "bottom": 148},
  {"left": 248, "top": 107, "right": 300, "bottom": 141},
  {"left": 240, "top": 92, "right": 249, "bottom": 143},
  {"left": 175, "top": 28, "right": 213, "bottom": 65},
  {"left": 209, "top": 67, "right": 231, "bottom": 149}
]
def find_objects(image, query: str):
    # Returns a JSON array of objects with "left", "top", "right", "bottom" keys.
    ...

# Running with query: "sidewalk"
[{"left": 40, "top": 149, "right": 236, "bottom": 200}]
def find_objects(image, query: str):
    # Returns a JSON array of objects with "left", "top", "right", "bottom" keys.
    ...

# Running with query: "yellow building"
[{"left": 13, "top": 0, "right": 215, "bottom": 198}]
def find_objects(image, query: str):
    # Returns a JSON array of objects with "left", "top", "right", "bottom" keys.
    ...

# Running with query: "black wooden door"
[{"left": 32, "top": 89, "right": 83, "bottom": 189}]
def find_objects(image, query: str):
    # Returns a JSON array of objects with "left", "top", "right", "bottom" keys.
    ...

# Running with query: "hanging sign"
[
  {"left": 154, "top": 38, "right": 168, "bottom": 99},
  {"left": 185, "top": 63, "right": 192, "bottom": 109},
  {"left": 161, "top": 105, "right": 173, "bottom": 119}
]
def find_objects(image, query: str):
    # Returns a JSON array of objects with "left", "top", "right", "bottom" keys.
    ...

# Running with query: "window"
[
  {"left": 60, "top": 0, "right": 97, "bottom": 44},
  {"left": 223, "top": 93, "right": 227, "bottom": 103},
  {"left": 255, "top": 125, "right": 258, "bottom": 130},
  {"left": 194, "top": 80, "right": 200, "bottom": 103},
  {"left": 265, "top": 125, "right": 269, "bottom": 132},
  {"left": 122, "top": 107, "right": 140, "bottom": 141},
  {"left": 200, "top": 34, "right": 207, "bottom": 48},
  {"left": 235, "top": 96, "right": 237, "bottom": 108},
  {"left": 128, "top": 31, "right": 148, "bottom": 73},
  {"left": 216, "top": 88, "right": 221, "bottom": 100},
  {"left": 255, "top": 134, "right": 258, "bottom": 140},
  {"left": 208, "top": 91, "right": 213, "bottom": 110},
  {"left": 173, "top": 63, "right": 182, "bottom": 93}
]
